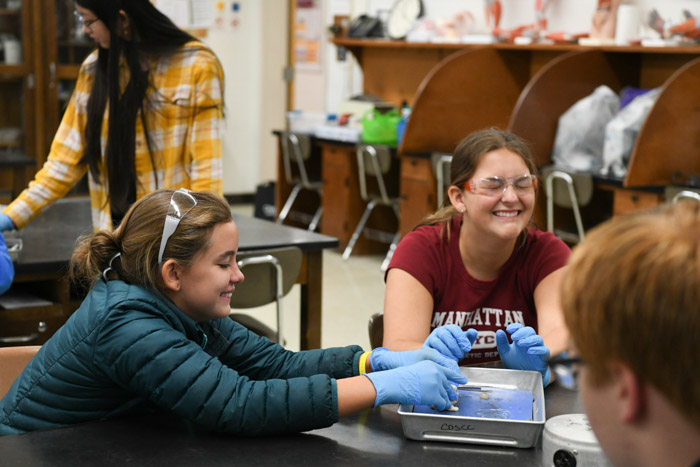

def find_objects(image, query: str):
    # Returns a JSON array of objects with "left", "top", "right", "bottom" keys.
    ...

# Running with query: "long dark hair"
[{"left": 76, "top": 0, "right": 200, "bottom": 222}]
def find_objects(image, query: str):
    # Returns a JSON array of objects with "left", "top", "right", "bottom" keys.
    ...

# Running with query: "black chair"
[
  {"left": 229, "top": 247, "right": 302, "bottom": 345},
  {"left": 277, "top": 131, "right": 323, "bottom": 231}
]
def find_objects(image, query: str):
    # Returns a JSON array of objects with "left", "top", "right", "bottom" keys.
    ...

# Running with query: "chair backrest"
[
  {"left": 431, "top": 153, "right": 452, "bottom": 208},
  {"left": 356, "top": 144, "right": 393, "bottom": 204},
  {"left": 543, "top": 168, "right": 595, "bottom": 243},
  {"left": 229, "top": 247, "right": 303, "bottom": 345},
  {"left": 665, "top": 186, "right": 700, "bottom": 203},
  {"left": 368, "top": 312, "right": 384, "bottom": 350},
  {"left": 281, "top": 131, "right": 313, "bottom": 186},
  {"left": 0, "top": 345, "right": 41, "bottom": 399}
]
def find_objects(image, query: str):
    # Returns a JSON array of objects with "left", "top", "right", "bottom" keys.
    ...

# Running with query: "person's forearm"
[
  {"left": 382, "top": 337, "right": 424, "bottom": 352},
  {"left": 336, "top": 376, "right": 377, "bottom": 417},
  {"left": 541, "top": 324, "right": 570, "bottom": 356}
]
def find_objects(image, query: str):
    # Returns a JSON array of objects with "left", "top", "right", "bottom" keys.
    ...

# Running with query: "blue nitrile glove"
[
  {"left": 364, "top": 360, "right": 468, "bottom": 409},
  {"left": 0, "top": 213, "right": 14, "bottom": 232},
  {"left": 0, "top": 233, "right": 13, "bottom": 295},
  {"left": 422, "top": 325, "right": 479, "bottom": 361},
  {"left": 496, "top": 323, "right": 551, "bottom": 386},
  {"left": 370, "top": 346, "right": 460, "bottom": 374}
]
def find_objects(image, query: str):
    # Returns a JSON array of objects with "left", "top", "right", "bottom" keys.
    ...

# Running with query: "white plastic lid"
[
  {"left": 544, "top": 413, "right": 599, "bottom": 446},
  {"left": 542, "top": 414, "right": 612, "bottom": 467}
]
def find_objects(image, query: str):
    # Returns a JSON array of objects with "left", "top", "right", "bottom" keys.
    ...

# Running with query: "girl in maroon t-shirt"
[{"left": 383, "top": 128, "right": 571, "bottom": 384}]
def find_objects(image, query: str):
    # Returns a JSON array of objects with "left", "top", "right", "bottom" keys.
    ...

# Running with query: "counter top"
[
  {"left": 8, "top": 197, "right": 339, "bottom": 273},
  {"left": 0, "top": 383, "right": 584, "bottom": 467},
  {"left": 7, "top": 197, "right": 93, "bottom": 276}
]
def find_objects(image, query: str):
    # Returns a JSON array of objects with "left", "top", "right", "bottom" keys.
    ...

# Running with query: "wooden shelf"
[
  {"left": 332, "top": 37, "right": 700, "bottom": 55},
  {"left": 334, "top": 38, "right": 699, "bottom": 179},
  {"left": 0, "top": 64, "right": 29, "bottom": 78},
  {"left": 0, "top": 0, "right": 35, "bottom": 184},
  {"left": 0, "top": 151, "right": 34, "bottom": 166},
  {"left": 328, "top": 38, "right": 700, "bottom": 235}
]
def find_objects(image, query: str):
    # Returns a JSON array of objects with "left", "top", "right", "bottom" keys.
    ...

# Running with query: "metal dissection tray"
[{"left": 398, "top": 367, "right": 545, "bottom": 448}]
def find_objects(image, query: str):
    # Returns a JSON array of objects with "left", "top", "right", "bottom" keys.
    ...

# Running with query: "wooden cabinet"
[
  {"left": 399, "top": 155, "right": 434, "bottom": 234},
  {"left": 1, "top": 197, "right": 91, "bottom": 347},
  {"left": 0, "top": 0, "right": 37, "bottom": 198},
  {"left": 332, "top": 38, "right": 700, "bottom": 235},
  {"left": 612, "top": 189, "right": 664, "bottom": 214},
  {"left": 0, "top": 303, "right": 66, "bottom": 346},
  {"left": 0, "top": 272, "right": 82, "bottom": 346},
  {"left": 40, "top": 0, "right": 92, "bottom": 168},
  {"left": 319, "top": 142, "right": 359, "bottom": 250},
  {"left": 0, "top": 0, "right": 88, "bottom": 197},
  {"left": 319, "top": 141, "right": 397, "bottom": 255},
  {"left": 0, "top": 1, "right": 89, "bottom": 347}
]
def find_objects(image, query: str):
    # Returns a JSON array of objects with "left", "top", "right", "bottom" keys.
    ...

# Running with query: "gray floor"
[{"left": 230, "top": 204, "right": 387, "bottom": 351}]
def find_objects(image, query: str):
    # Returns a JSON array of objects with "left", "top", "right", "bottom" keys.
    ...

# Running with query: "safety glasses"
[
  {"left": 465, "top": 174, "right": 537, "bottom": 197},
  {"left": 546, "top": 354, "right": 583, "bottom": 391},
  {"left": 157, "top": 188, "right": 197, "bottom": 264},
  {"left": 74, "top": 10, "right": 100, "bottom": 31}
]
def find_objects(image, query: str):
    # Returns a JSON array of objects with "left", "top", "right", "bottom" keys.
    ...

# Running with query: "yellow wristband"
[{"left": 359, "top": 351, "right": 371, "bottom": 375}]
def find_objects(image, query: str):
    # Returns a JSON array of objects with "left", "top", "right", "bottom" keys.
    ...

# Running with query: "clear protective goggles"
[
  {"left": 74, "top": 10, "right": 100, "bottom": 30},
  {"left": 465, "top": 174, "right": 537, "bottom": 197},
  {"left": 547, "top": 354, "right": 583, "bottom": 391},
  {"left": 157, "top": 188, "right": 197, "bottom": 264}
]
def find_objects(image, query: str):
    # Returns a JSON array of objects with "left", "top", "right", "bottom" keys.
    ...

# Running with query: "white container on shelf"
[
  {"left": 615, "top": 5, "right": 640, "bottom": 46},
  {"left": 314, "top": 125, "right": 360, "bottom": 143},
  {"left": 2, "top": 35, "right": 22, "bottom": 64},
  {"left": 287, "top": 111, "right": 327, "bottom": 135}
]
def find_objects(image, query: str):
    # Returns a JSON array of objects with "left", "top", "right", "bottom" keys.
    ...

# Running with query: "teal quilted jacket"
[{"left": 0, "top": 280, "right": 363, "bottom": 435}]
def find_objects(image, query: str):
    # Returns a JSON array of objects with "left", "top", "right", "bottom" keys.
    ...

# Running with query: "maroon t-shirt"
[{"left": 387, "top": 216, "right": 570, "bottom": 365}]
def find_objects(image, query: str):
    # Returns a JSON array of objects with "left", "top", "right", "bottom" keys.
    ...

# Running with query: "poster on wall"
[
  {"left": 294, "top": 0, "right": 323, "bottom": 71},
  {"left": 153, "top": 0, "right": 214, "bottom": 31}
]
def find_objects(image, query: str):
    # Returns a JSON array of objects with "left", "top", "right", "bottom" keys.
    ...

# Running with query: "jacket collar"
[{"left": 97, "top": 280, "right": 229, "bottom": 353}]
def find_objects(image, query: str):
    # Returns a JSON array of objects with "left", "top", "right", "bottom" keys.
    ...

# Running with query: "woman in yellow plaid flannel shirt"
[{"left": 0, "top": 0, "right": 224, "bottom": 232}]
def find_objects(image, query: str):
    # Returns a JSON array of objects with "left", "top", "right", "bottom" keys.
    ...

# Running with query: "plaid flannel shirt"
[{"left": 4, "top": 41, "right": 223, "bottom": 231}]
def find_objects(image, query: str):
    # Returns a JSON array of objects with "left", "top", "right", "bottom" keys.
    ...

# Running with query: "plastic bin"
[{"left": 287, "top": 111, "right": 327, "bottom": 134}]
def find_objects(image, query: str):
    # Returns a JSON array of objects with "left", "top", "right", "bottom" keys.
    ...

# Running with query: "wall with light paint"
[{"left": 156, "top": 0, "right": 288, "bottom": 195}]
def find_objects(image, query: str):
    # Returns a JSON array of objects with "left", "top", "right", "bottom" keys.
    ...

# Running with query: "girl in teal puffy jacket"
[{"left": 0, "top": 189, "right": 471, "bottom": 435}]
